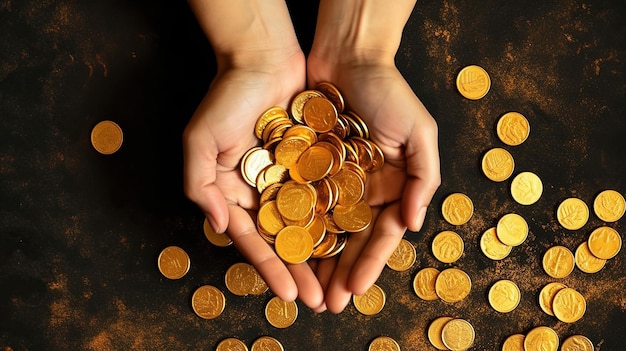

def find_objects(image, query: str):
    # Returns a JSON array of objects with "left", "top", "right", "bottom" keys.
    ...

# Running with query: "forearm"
[
  {"left": 188, "top": 0, "right": 302, "bottom": 68},
  {"left": 310, "top": 0, "right": 417, "bottom": 65}
]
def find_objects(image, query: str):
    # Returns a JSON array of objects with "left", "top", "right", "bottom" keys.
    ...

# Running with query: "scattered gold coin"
[
  {"left": 482, "top": 147, "right": 515, "bottom": 182},
  {"left": 523, "top": 326, "right": 559, "bottom": 351},
  {"left": 435, "top": 268, "right": 472, "bottom": 303},
  {"left": 496, "top": 112, "right": 530, "bottom": 146},
  {"left": 368, "top": 336, "right": 401, "bottom": 351},
  {"left": 480, "top": 227, "right": 512, "bottom": 260},
  {"left": 91, "top": 120, "right": 123, "bottom": 154},
  {"left": 265, "top": 296, "right": 298, "bottom": 329},
  {"left": 510, "top": 171, "right": 543, "bottom": 205},
  {"left": 456, "top": 65, "right": 491, "bottom": 100},
  {"left": 561, "top": 335, "right": 594, "bottom": 351},
  {"left": 413, "top": 267, "right": 440, "bottom": 301},
  {"left": 251, "top": 336, "right": 284, "bottom": 351},
  {"left": 501, "top": 334, "right": 525, "bottom": 351},
  {"left": 157, "top": 246, "right": 190, "bottom": 280},
  {"left": 441, "top": 318, "right": 475, "bottom": 351},
  {"left": 575, "top": 241, "right": 607, "bottom": 273},
  {"left": 552, "top": 287, "right": 586, "bottom": 323},
  {"left": 432, "top": 230, "right": 464, "bottom": 263},
  {"left": 593, "top": 189, "right": 625, "bottom": 222},
  {"left": 427, "top": 316, "right": 454, "bottom": 350},
  {"left": 441, "top": 192, "right": 474, "bottom": 225},
  {"left": 557, "top": 197, "right": 589, "bottom": 230},
  {"left": 538, "top": 282, "right": 567, "bottom": 317},
  {"left": 488, "top": 279, "right": 521, "bottom": 313},
  {"left": 225, "top": 262, "right": 268, "bottom": 296},
  {"left": 191, "top": 285, "right": 225, "bottom": 320},
  {"left": 203, "top": 218, "right": 232, "bottom": 247},
  {"left": 216, "top": 338, "right": 248, "bottom": 351},
  {"left": 542, "top": 245, "right": 575, "bottom": 279},
  {"left": 353, "top": 284, "right": 386, "bottom": 315},
  {"left": 496, "top": 213, "right": 529, "bottom": 246},
  {"left": 587, "top": 226, "right": 622, "bottom": 259},
  {"left": 386, "top": 238, "right": 417, "bottom": 271}
]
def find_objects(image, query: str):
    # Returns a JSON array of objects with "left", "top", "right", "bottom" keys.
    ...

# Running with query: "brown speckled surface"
[{"left": 1, "top": 0, "right": 625, "bottom": 350}]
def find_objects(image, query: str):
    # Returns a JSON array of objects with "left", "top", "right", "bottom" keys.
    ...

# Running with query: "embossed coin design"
[
  {"left": 191, "top": 285, "right": 225, "bottom": 320},
  {"left": 441, "top": 318, "right": 475, "bottom": 351},
  {"left": 368, "top": 336, "right": 401, "bottom": 351},
  {"left": 432, "top": 230, "right": 464, "bottom": 263},
  {"left": 538, "top": 282, "right": 567, "bottom": 317},
  {"left": 496, "top": 213, "right": 529, "bottom": 246},
  {"left": 353, "top": 284, "right": 386, "bottom": 315},
  {"left": 552, "top": 287, "right": 586, "bottom": 323},
  {"left": 575, "top": 241, "right": 607, "bottom": 273},
  {"left": 225, "top": 262, "right": 267, "bottom": 296},
  {"left": 427, "top": 316, "right": 454, "bottom": 350},
  {"left": 488, "top": 279, "right": 521, "bottom": 313},
  {"left": 510, "top": 171, "right": 543, "bottom": 205},
  {"left": 482, "top": 147, "right": 515, "bottom": 182},
  {"left": 157, "top": 246, "right": 190, "bottom": 280},
  {"left": 274, "top": 226, "right": 314, "bottom": 264},
  {"left": 587, "top": 226, "right": 622, "bottom": 259},
  {"left": 561, "top": 335, "right": 594, "bottom": 351},
  {"left": 435, "top": 268, "right": 472, "bottom": 303},
  {"left": 386, "top": 238, "right": 417, "bottom": 271},
  {"left": 216, "top": 338, "right": 248, "bottom": 351},
  {"left": 456, "top": 65, "right": 491, "bottom": 99},
  {"left": 480, "top": 227, "right": 512, "bottom": 260},
  {"left": 413, "top": 267, "right": 440, "bottom": 301},
  {"left": 557, "top": 197, "right": 589, "bottom": 230},
  {"left": 91, "top": 120, "right": 123, "bottom": 154},
  {"left": 251, "top": 336, "right": 284, "bottom": 351},
  {"left": 203, "top": 218, "right": 232, "bottom": 247},
  {"left": 542, "top": 245, "right": 575, "bottom": 279},
  {"left": 524, "top": 326, "right": 559, "bottom": 351},
  {"left": 441, "top": 193, "right": 474, "bottom": 225},
  {"left": 497, "top": 112, "right": 530, "bottom": 146},
  {"left": 265, "top": 296, "right": 298, "bottom": 328},
  {"left": 593, "top": 189, "right": 625, "bottom": 222},
  {"left": 502, "top": 334, "right": 525, "bottom": 351}
]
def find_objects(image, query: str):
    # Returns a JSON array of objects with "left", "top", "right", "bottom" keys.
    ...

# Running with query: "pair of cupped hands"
[{"left": 182, "top": 46, "right": 440, "bottom": 314}]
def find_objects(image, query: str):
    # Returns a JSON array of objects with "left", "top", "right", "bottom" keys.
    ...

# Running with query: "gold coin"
[
  {"left": 255, "top": 106, "right": 289, "bottom": 140},
  {"left": 157, "top": 246, "right": 190, "bottom": 280},
  {"left": 353, "top": 283, "right": 386, "bottom": 315},
  {"left": 257, "top": 201, "right": 286, "bottom": 236},
  {"left": 241, "top": 147, "right": 274, "bottom": 187},
  {"left": 386, "top": 238, "right": 417, "bottom": 271},
  {"left": 217, "top": 338, "right": 248, "bottom": 351},
  {"left": 225, "top": 262, "right": 267, "bottom": 296},
  {"left": 413, "top": 267, "right": 440, "bottom": 301},
  {"left": 552, "top": 287, "right": 586, "bottom": 323},
  {"left": 290, "top": 90, "right": 324, "bottom": 124},
  {"left": 488, "top": 279, "right": 521, "bottom": 313},
  {"left": 482, "top": 148, "right": 515, "bottom": 182},
  {"left": 496, "top": 112, "right": 530, "bottom": 146},
  {"left": 91, "top": 120, "right": 123, "bottom": 154},
  {"left": 587, "top": 226, "right": 622, "bottom": 259},
  {"left": 575, "top": 241, "right": 606, "bottom": 273},
  {"left": 316, "top": 81, "right": 345, "bottom": 113},
  {"left": 432, "top": 230, "right": 464, "bottom": 263},
  {"left": 561, "top": 335, "right": 594, "bottom": 351},
  {"left": 251, "top": 336, "right": 284, "bottom": 351},
  {"left": 524, "top": 326, "right": 559, "bottom": 351},
  {"left": 502, "top": 334, "right": 525, "bottom": 351},
  {"left": 510, "top": 171, "right": 543, "bottom": 205},
  {"left": 435, "top": 268, "right": 472, "bottom": 303},
  {"left": 441, "top": 193, "right": 474, "bottom": 225},
  {"left": 441, "top": 318, "right": 475, "bottom": 351},
  {"left": 456, "top": 65, "right": 491, "bottom": 100},
  {"left": 203, "top": 217, "right": 232, "bottom": 247},
  {"left": 331, "top": 168, "right": 365, "bottom": 206},
  {"left": 480, "top": 227, "right": 512, "bottom": 260},
  {"left": 265, "top": 296, "right": 298, "bottom": 329},
  {"left": 593, "top": 189, "right": 626, "bottom": 222},
  {"left": 274, "top": 136, "right": 310, "bottom": 169},
  {"left": 538, "top": 282, "right": 567, "bottom": 316},
  {"left": 191, "top": 285, "right": 225, "bottom": 320},
  {"left": 368, "top": 336, "right": 401, "bottom": 351},
  {"left": 542, "top": 245, "right": 575, "bottom": 279},
  {"left": 303, "top": 96, "right": 338, "bottom": 133},
  {"left": 333, "top": 200, "right": 372, "bottom": 232},
  {"left": 496, "top": 213, "right": 528, "bottom": 246},
  {"left": 427, "top": 316, "right": 454, "bottom": 350},
  {"left": 297, "top": 145, "right": 334, "bottom": 181},
  {"left": 276, "top": 182, "right": 315, "bottom": 221},
  {"left": 557, "top": 197, "right": 589, "bottom": 230},
  {"left": 274, "top": 226, "right": 314, "bottom": 264}
]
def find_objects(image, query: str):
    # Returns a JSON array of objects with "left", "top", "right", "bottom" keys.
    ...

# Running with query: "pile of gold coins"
[{"left": 240, "top": 82, "right": 384, "bottom": 265}]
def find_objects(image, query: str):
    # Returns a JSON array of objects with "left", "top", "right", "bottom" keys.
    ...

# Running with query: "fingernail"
[
  {"left": 207, "top": 214, "right": 221, "bottom": 234},
  {"left": 414, "top": 207, "right": 427, "bottom": 232}
]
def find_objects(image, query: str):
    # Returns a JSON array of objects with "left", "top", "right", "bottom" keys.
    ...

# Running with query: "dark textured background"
[{"left": 1, "top": 0, "right": 625, "bottom": 350}]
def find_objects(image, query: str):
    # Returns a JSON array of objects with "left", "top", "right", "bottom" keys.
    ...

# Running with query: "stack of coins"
[
  {"left": 241, "top": 82, "right": 384, "bottom": 264},
  {"left": 427, "top": 317, "right": 475, "bottom": 351},
  {"left": 538, "top": 282, "right": 586, "bottom": 323}
]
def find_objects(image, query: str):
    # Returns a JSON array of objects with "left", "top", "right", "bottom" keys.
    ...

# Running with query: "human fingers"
[
  {"left": 286, "top": 263, "right": 326, "bottom": 312},
  {"left": 226, "top": 205, "right": 298, "bottom": 302}
]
